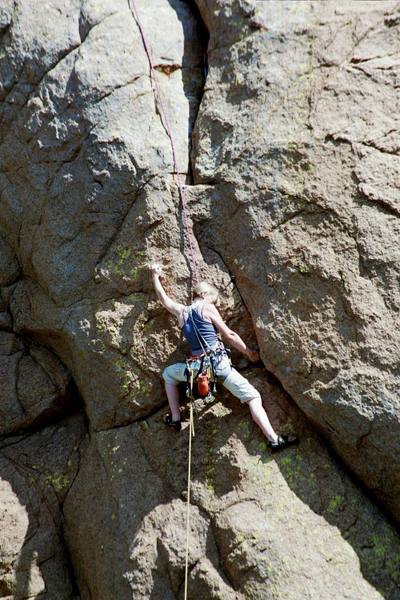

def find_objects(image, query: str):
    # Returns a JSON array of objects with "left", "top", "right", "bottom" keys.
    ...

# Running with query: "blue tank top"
[{"left": 182, "top": 301, "right": 219, "bottom": 355}]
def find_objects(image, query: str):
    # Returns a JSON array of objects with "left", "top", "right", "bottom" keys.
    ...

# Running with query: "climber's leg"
[
  {"left": 164, "top": 383, "right": 181, "bottom": 421},
  {"left": 221, "top": 364, "right": 279, "bottom": 442},
  {"left": 162, "top": 362, "right": 188, "bottom": 422},
  {"left": 247, "top": 396, "right": 279, "bottom": 443}
]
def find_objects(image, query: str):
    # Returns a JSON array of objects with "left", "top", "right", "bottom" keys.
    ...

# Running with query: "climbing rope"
[
  {"left": 127, "top": 2, "right": 200, "bottom": 597},
  {"left": 127, "top": 0, "right": 200, "bottom": 294},
  {"left": 184, "top": 401, "right": 195, "bottom": 599}
]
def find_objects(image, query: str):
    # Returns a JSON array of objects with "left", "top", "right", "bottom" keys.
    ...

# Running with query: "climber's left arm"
[{"left": 205, "top": 302, "right": 260, "bottom": 361}]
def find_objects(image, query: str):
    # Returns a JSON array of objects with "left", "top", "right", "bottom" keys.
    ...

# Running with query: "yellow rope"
[{"left": 184, "top": 399, "right": 195, "bottom": 600}]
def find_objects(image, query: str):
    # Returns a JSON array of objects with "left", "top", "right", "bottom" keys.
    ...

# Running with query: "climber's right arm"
[
  {"left": 151, "top": 264, "right": 184, "bottom": 319},
  {"left": 205, "top": 303, "right": 260, "bottom": 361}
]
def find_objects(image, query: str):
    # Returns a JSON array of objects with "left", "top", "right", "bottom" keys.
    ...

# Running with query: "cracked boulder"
[
  {"left": 0, "top": 330, "right": 73, "bottom": 435},
  {"left": 0, "top": 412, "right": 86, "bottom": 598},
  {"left": 191, "top": 0, "right": 400, "bottom": 519},
  {"left": 0, "top": 234, "right": 74, "bottom": 435},
  {"left": 64, "top": 376, "right": 400, "bottom": 599}
]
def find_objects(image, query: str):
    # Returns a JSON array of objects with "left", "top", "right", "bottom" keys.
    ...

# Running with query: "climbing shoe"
[
  {"left": 163, "top": 413, "right": 182, "bottom": 432},
  {"left": 268, "top": 434, "right": 298, "bottom": 453}
]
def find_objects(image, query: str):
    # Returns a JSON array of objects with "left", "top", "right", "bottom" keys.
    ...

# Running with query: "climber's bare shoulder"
[{"left": 203, "top": 302, "right": 232, "bottom": 336}]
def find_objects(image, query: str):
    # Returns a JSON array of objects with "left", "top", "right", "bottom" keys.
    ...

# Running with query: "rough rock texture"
[
  {"left": 0, "top": 413, "right": 86, "bottom": 599},
  {"left": 0, "top": 0, "right": 206, "bottom": 430},
  {"left": 64, "top": 380, "right": 400, "bottom": 599},
  {"left": 1, "top": 0, "right": 400, "bottom": 599},
  {"left": 0, "top": 327, "right": 74, "bottom": 435},
  {"left": 0, "top": 233, "right": 74, "bottom": 435},
  {"left": 191, "top": 0, "right": 400, "bottom": 518}
]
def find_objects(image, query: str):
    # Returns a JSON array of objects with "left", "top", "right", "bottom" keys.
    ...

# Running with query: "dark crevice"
[
  {"left": 91, "top": 76, "right": 144, "bottom": 106},
  {"left": 359, "top": 140, "right": 400, "bottom": 158},
  {"left": 0, "top": 377, "right": 83, "bottom": 441},
  {"left": 355, "top": 188, "right": 400, "bottom": 219},
  {"left": 193, "top": 177, "right": 219, "bottom": 186},
  {"left": 14, "top": 352, "right": 25, "bottom": 420},
  {"left": 0, "top": 430, "right": 33, "bottom": 450},
  {"left": 270, "top": 208, "right": 309, "bottom": 231},
  {"left": 92, "top": 400, "right": 167, "bottom": 433},
  {"left": 321, "top": 434, "right": 400, "bottom": 533},
  {"left": 356, "top": 420, "right": 374, "bottom": 450},
  {"left": 0, "top": 22, "right": 11, "bottom": 45},
  {"left": 324, "top": 420, "right": 339, "bottom": 435},
  {"left": 26, "top": 379, "right": 82, "bottom": 433}
]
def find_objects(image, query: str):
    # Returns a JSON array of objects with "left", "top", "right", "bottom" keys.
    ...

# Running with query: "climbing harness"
[
  {"left": 126, "top": 3, "right": 203, "bottom": 597},
  {"left": 184, "top": 303, "right": 232, "bottom": 404},
  {"left": 127, "top": 0, "right": 199, "bottom": 295},
  {"left": 185, "top": 352, "right": 217, "bottom": 401},
  {"left": 184, "top": 305, "right": 227, "bottom": 402}
]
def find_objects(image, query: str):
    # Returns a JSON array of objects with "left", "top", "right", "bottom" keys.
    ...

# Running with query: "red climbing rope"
[{"left": 127, "top": 0, "right": 200, "bottom": 293}]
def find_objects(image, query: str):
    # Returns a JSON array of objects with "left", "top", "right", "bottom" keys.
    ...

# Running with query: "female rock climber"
[{"left": 151, "top": 264, "right": 298, "bottom": 451}]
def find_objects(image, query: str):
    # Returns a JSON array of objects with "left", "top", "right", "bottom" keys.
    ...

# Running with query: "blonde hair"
[{"left": 193, "top": 281, "right": 219, "bottom": 303}]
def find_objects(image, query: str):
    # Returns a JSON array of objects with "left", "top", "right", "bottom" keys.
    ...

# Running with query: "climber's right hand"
[
  {"left": 246, "top": 348, "right": 260, "bottom": 362},
  {"left": 150, "top": 263, "right": 163, "bottom": 277}
]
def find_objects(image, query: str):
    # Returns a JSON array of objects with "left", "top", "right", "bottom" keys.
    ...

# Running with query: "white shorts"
[{"left": 162, "top": 355, "right": 261, "bottom": 404}]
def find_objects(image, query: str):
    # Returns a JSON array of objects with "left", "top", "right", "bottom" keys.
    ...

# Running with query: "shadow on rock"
[
  {"left": 63, "top": 366, "right": 400, "bottom": 599},
  {"left": 202, "top": 367, "right": 400, "bottom": 600},
  {"left": 0, "top": 412, "right": 86, "bottom": 599}
]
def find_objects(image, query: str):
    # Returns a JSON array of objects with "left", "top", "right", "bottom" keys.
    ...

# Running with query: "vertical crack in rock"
[{"left": 127, "top": 0, "right": 210, "bottom": 291}]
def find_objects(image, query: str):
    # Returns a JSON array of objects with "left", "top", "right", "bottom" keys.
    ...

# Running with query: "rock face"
[
  {"left": 0, "top": 0, "right": 206, "bottom": 430},
  {"left": 0, "top": 413, "right": 86, "bottom": 599},
  {"left": 0, "top": 327, "right": 73, "bottom": 435},
  {"left": 0, "top": 232, "right": 74, "bottom": 435},
  {"left": 191, "top": 0, "right": 400, "bottom": 518},
  {"left": 1, "top": 0, "right": 400, "bottom": 599},
  {"left": 64, "top": 380, "right": 400, "bottom": 599}
]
